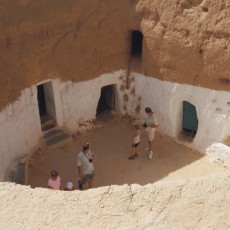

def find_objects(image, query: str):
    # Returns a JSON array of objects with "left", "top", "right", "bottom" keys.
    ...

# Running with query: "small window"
[{"left": 131, "top": 30, "right": 143, "bottom": 58}]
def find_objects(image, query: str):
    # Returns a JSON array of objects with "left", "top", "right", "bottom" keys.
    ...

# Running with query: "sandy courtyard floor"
[{"left": 27, "top": 115, "right": 229, "bottom": 189}]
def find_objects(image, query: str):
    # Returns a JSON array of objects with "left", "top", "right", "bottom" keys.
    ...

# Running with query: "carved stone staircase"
[{"left": 40, "top": 119, "right": 71, "bottom": 149}]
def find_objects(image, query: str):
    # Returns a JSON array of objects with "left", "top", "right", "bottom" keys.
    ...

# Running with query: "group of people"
[
  {"left": 47, "top": 170, "right": 77, "bottom": 191},
  {"left": 47, "top": 142, "right": 94, "bottom": 191},
  {"left": 47, "top": 107, "right": 158, "bottom": 191},
  {"left": 47, "top": 170, "right": 76, "bottom": 191}
]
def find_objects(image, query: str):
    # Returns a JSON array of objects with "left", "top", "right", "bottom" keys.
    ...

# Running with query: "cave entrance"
[
  {"left": 96, "top": 85, "right": 115, "bottom": 117},
  {"left": 37, "top": 81, "right": 56, "bottom": 125},
  {"left": 131, "top": 30, "right": 143, "bottom": 58},
  {"left": 182, "top": 101, "right": 198, "bottom": 140}
]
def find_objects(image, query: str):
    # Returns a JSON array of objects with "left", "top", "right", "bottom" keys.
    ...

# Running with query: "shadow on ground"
[{"left": 26, "top": 116, "right": 224, "bottom": 189}]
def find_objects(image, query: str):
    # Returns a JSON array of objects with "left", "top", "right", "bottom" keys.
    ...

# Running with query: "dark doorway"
[
  {"left": 37, "top": 84, "right": 47, "bottom": 118},
  {"left": 182, "top": 101, "right": 198, "bottom": 138},
  {"left": 37, "top": 82, "right": 56, "bottom": 125},
  {"left": 131, "top": 30, "right": 143, "bottom": 58},
  {"left": 96, "top": 85, "right": 115, "bottom": 116}
]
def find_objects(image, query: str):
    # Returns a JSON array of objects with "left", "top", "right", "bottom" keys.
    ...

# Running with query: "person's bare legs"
[
  {"left": 88, "top": 178, "right": 93, "bottom": 188},
  {"left": 148, "top": 140, "right": 153, "bottom": 151},
  {"left": 134, "top": 146, "right": 138, "bottom": 157},
  {"left": 132, "top": 145, "right": 136, "bottom": 156},
  {"left": 148, "top": 140, "right": 154, "bottom": 160},
  {"left": 129, "top": 144, "right": 136, "bottom": 159}
]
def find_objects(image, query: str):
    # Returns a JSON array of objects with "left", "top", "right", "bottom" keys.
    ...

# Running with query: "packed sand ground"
[
  {"left": 27, "top": 115, "right": 229, "bottom": 189},
  {"left": 1, "top": 115, "right": 230, "bottom": 230}
]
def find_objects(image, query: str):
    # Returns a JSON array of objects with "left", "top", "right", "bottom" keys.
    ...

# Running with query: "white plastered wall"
[
  {"left": 0, "top": 71, "right": 125, "bottom": 181},
  {"left": 132, "top": 72, "right": 230, "bottom": 153},
  {"left": 223, "top": 116, "right": 230, "bottom": 140},
  {"left": 0, "top": 70, "right": 229, "bottom": 180},
  {"left": 0, "top": 88, "right": 41, "bottom": 181},
  {"left": 57, "top": 71, "right": 125, "bottom": 131}
]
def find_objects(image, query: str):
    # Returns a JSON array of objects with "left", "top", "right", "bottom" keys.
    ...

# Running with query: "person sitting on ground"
[
  {"left": 64, "top": 182, "right": 76, "bottom": 191},
  {"left": 77, "top": 143, "right": 95, "bottom": 190},
  {"left": 129, "top": 123, "right": 141, "bottom": 160},
  {"left": 143, "top": 107, "right": 159, "bottom": 160},
  {"left": 47, "top": 170, "right": 61, "bottom": 190}
]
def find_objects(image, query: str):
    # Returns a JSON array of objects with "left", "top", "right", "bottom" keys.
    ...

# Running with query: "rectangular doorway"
[
  {"left": 37, "top": 81, "right": 56, "bottom": 124},
  {"left": 131, "top": 30, "right": 143, "bottom": 58}
]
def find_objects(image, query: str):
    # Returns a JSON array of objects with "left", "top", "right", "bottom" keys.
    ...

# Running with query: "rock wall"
[
  {"left": 0, "top": 72, "right": 126, "bottom": 181},
  {"left": 131, "top": 72, "right": 230, "bottom": 153},
  {"left": 1, "top": 69, "right": 229, "bottom": 181},
  {"left": 0, "top": 0, "right": 229, "bottom": 182},
  {"left": 58, "top": 71, "right": 125, "bottom": 131},
  {"left": 0, "top": 0, "right": 229, "bottom": 111},
  {"left": 0, "top": 0, "right": 140, "bottom": 110},
  {"left": 138, "top": 0, "right": 230, "bottom": 91},
  {"left": 0, "top": 173, "right": 230, "bottom": 229}
]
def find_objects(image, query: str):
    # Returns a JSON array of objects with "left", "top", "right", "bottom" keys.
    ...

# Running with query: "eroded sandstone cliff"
[{"left": 0, "top": 0, "right": 229, "bottom": 109}]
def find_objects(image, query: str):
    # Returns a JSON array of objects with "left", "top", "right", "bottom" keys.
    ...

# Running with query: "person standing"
[
  {"left": 128, "top": 123, "right": 141, "bottom": 160},
  {"left": 143, "top": 107, "right": 159, "bottom": 160},
  {"left": 77, "top": 143, "right": 95, "bottom": 190}
]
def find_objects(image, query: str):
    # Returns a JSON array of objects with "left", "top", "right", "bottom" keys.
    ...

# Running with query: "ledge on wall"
[
  {"left": 0, "top": 172, "right": 230, "bottom": 229},
  {"left": 206, "top": 143, "right": 230, "bottom": 168}
]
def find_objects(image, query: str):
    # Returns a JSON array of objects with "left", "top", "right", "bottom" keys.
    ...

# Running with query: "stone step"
[
  {"left": 41, "top": 120, "right": 56, "bottom": 132},
  {"left": 45, "top": 132, "right": 70, "bottom": 146},
  {"left": 42, "top": 128, "right": 72, "bottom": 149},
  {"left": 43, "top": 128, "right": 63, "bottom": 139}
]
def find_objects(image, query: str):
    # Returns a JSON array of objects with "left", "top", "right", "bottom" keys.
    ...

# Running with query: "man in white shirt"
[
  {"left": 143, "top": 107, "right": 159, "bottom": 160},
  {"left": 77, "top": 143, "right": 95, "bottom": 190}
]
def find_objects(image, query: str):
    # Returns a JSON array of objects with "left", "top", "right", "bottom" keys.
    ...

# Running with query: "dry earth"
[{"left": 1, "top": 173, "right": 230, "bottom": 229}]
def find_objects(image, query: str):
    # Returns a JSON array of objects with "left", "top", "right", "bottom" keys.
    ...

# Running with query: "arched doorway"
[{"left": 96, "top": 85, "right": 115, "bottom": 117}]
